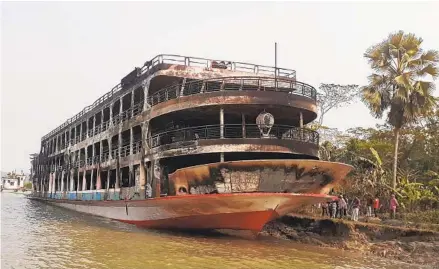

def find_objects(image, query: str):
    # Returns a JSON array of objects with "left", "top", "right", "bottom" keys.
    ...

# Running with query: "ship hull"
[{"left": 29, "top": 193, "right": 334, "bottom": 231}]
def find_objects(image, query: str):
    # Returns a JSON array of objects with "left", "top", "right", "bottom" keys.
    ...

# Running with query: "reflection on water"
[{"left": 0, "top": 192, "right": 421, "bottom": 269}]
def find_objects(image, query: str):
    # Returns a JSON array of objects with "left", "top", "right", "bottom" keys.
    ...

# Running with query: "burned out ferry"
[{"left": 29, "top": 54, "right": 352, "bottom": 232}]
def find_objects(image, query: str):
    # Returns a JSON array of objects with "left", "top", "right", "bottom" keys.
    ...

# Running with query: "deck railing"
[
  {"left": 149, "top": 124, "right": 319, "bottom": 148},
  {"left": 42, "top": 54, "right": 296, "bottom": 141},
  {"left": 147, "top": 76, "right": 316, "bottom": 107}
]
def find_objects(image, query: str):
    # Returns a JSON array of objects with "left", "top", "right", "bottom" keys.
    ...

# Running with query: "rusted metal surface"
[
  {"left": 30, "top": 192, "right": 333, "bottom": 231},
  {"left": 148, "top": 138, "right": 319, "bottom": 160},
  {"left": 147, "top": 76, "right": 316, "bottom": 106},
  {"left": 31, "top": 53, "right": 354, "bottom": 229},
  {"left": 168, "top": 159, "right": 353, "bottom": 196},
  {"left": 149, "top": 124, "right": 319, "bottom": 147},
  {"left": 149, "top": 89, "right": 317, "bottom": 122},
  {"left": 41, "top": 55, "right": 296, "bottom": 141},
  {"left": 151, "top": 143, "right": 318, "bottom": 161}
]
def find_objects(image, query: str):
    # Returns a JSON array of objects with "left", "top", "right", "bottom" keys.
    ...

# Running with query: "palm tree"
[{"left": 361, "top": 31, "right": 439, "bottom": 190}]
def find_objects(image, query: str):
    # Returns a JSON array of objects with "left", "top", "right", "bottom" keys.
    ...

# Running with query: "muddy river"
[{"left": 0, "top": 192, "right": 425, "bottom": 269}]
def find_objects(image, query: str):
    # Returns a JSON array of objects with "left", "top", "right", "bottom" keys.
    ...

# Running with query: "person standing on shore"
[
  {"left": 373, "top": 197, "right": 380, "bottom": 217},
  {"left": 351, "top": 197, "right": 360, "bottom": 221},
  {"left": 326, "top": 201, "right": 332, "bottom": 217},
  {"left": 321, "top": 202, "right": 328, "bottom": 217},
  {"left": 338, "top": 195, "right": 347, "bottom": 218},
  {"left": 390, "top": 194, "right": 399, "bottom": 219},
  {"left": 331, "top": 200, "right": 338, "bottom": 218},
  {"left": 366, "top": 197, "right": 373, "bottom": 217}
]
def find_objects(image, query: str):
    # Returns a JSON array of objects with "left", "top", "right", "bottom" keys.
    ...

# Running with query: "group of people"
[{"left": 319, "top": 194, "right": 399, "bottom": 221}]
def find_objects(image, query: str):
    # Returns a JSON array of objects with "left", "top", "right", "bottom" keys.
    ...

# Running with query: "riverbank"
[{"left": 260, "top": 215, "right": 439, "bottom": 267}]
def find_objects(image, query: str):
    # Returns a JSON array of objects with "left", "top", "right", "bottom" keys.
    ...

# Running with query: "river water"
[{"left": 0, "top": 192, "right": 424, "bottom": 269}]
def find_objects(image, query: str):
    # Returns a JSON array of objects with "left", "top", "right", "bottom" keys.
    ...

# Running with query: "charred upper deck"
[{"left": 31, "top": 54, "right": 319, "bottom": 198}]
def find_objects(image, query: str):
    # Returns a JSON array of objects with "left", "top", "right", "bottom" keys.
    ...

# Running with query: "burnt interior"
[{"left": 32, "top": 61, "right": 326, "bottom": 198}]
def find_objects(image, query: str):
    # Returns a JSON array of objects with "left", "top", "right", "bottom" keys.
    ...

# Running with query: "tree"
[
  {"left": 23, "top": 182, "right": 33, "bottom": 190},
  {"left": 361, "top": 31, "right": 439, "bottom": 190},
  {"left": 316, "top": 84, "right": 360, "bottom": 126}
]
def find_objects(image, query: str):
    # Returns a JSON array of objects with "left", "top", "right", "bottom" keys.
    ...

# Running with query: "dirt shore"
[{"left": 260, "top": 215, "right": 439, "bottom": 267}]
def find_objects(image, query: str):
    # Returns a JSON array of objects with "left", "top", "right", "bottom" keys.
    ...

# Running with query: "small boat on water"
[{"left": 29, "top": 54, "right": 352, "bottom": 232}]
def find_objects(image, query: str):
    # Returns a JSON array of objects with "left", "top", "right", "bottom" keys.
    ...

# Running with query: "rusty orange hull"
[
  {"left": 123, "top": 210, "right": 279, "bottom": 231},
  {"left": 38, "top": 192, "right": 335, "bottom": 232}
]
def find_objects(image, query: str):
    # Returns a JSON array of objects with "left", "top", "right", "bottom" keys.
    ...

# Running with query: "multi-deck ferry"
[{"left": 29, "top": 54, "right": 352, "bottom": 232}]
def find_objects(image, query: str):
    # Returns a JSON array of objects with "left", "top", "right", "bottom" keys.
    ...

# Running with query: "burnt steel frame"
[
  {"left": 147, "top": 76, "right": 317, "bottom": 107},
  {"left": 42, "top": 54, "right": 297, "bottom": 141},
  {"left": 149, "top": 124, "right": 319, "bottom": 148}
]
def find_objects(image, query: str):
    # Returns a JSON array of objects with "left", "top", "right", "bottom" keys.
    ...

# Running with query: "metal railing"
[
  {"left": 149, "top": 124, "right": 319, "bottom": 148},
  {"left": 92, "top": 155, "right": 100, "bottom": 164},
  {"left": 144, "top": 54, "right": 296, "bottom": 78},
  {"left": 111, "top": 148, "right": 119, "bottom": 159},
  {"left": 102, "top": 121, "right": 110, "bottom": 132},
  {"left": 101, "top": 152, "right": 110, "bottom": 163},
  {"left": 42, "top": 54, "right": 296, "bottom": 141},
  {"left": 120, "top": 144, "right": 130, "bottom": 158},
  {"left": 132, "top": 141, "right": 142, "bottom": 154},
  {"left": 132, "top": 101, "right": 144, "bottom": 117},
  {"left": 147, "top": 76, "right": 316, "bottom": 106}
]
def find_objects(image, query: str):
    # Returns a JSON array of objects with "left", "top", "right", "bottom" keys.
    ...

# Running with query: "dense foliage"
[
  {"left": 312, "top": 31, "right": 439, "bottom": 217},
  {"left": 319, "top": 109, "right": 439, "bottom": 212}
]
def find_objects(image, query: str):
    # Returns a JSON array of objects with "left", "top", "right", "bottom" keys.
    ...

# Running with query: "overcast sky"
[{"left": 1, "top": 1, "right": 438, "bottom": 173}]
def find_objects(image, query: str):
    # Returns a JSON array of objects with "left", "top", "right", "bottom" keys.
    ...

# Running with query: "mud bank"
[{"left": 260, "top": 215, "right": 439, "bottom": 266}]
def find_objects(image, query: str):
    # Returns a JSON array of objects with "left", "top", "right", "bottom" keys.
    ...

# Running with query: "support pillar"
[
  {"left": 99, "top": 140, "right": 103, "bottom": 163},
  {"left": 115, "top": 160, "right": 120, "bottom": 190},
  {"left": 118, "top": 132, "right": 122, "bottom": 159},
  {"left": 52, "top": 171, "right": 57, "bottom": 194},
  {"left": 151, "top": 160, "right": 161, "bottom": 198},
  {"left": 90, "top": 169, "right": 94, "bottom": 191},
  {"left": 82, "top": 171, "right": 87, "bottom": 191},
  {"left": 79, "top": 122, "right": 83, "bottom": 141},
  {"left": 57, "top": 171, "right": 60, "bottom": 192},
  {"left": 220, "top": 107, "right": 224, "bottom": 162},
  {"left": 108, "top": 139, "right": 113, "bottom": 160},
  {"left": 61, "top": 170, "right": 65, "bottom": 193},
  {"left": 77, "top": 170, "right": 80, "bottom": 191},
  {"left": 139, "top": 162, "right": 146, "bottom": 192},
  {"left": 70, "top": 170, "right": 75, "bottom": 191},
  {"left": 141, "top": 121, "right": 149, "bottom": 151},
  {"left": 129, "top": 165, "right": 133, "bottom": 187},
  {"left": 242, "top": 114, "right": 246, "bottom": 138},
  {"left": 48, "top": 173, "right": 52, "bottom": 194},
  {"left": 299, "top": 111, "right": 303, "bottom": 128},
  {"left": 130, "top": 128, "right": 133, "bottom": 155},
  {"left": 96, "top": 168, "right": 101, "bottom": 190},
  {"left": 106, "top": 170, "right": 110, "bottom": 191},
  {"left": 119, "top": 97, "right": 123, "bottom": 121},
  {"left": 131, "top": 89, "right": 135, "bottom": 117},
  {"left": 143, "top": 79, "right": 151, "bottom": 111},
  {"left": 179, "top": 77, "right": 187, "bottom": 97},
  {"left": 109, "top": 103, "right": 114, "bottom": 126},
  {"left": 101, "top": 110, "right": 104, "bottom": 130},
  {"left": 92, "top": 142, "right": 96, "bottom": 166},
  {"left": 85, "top": 147, "right": 88, "bottom": 168}
]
